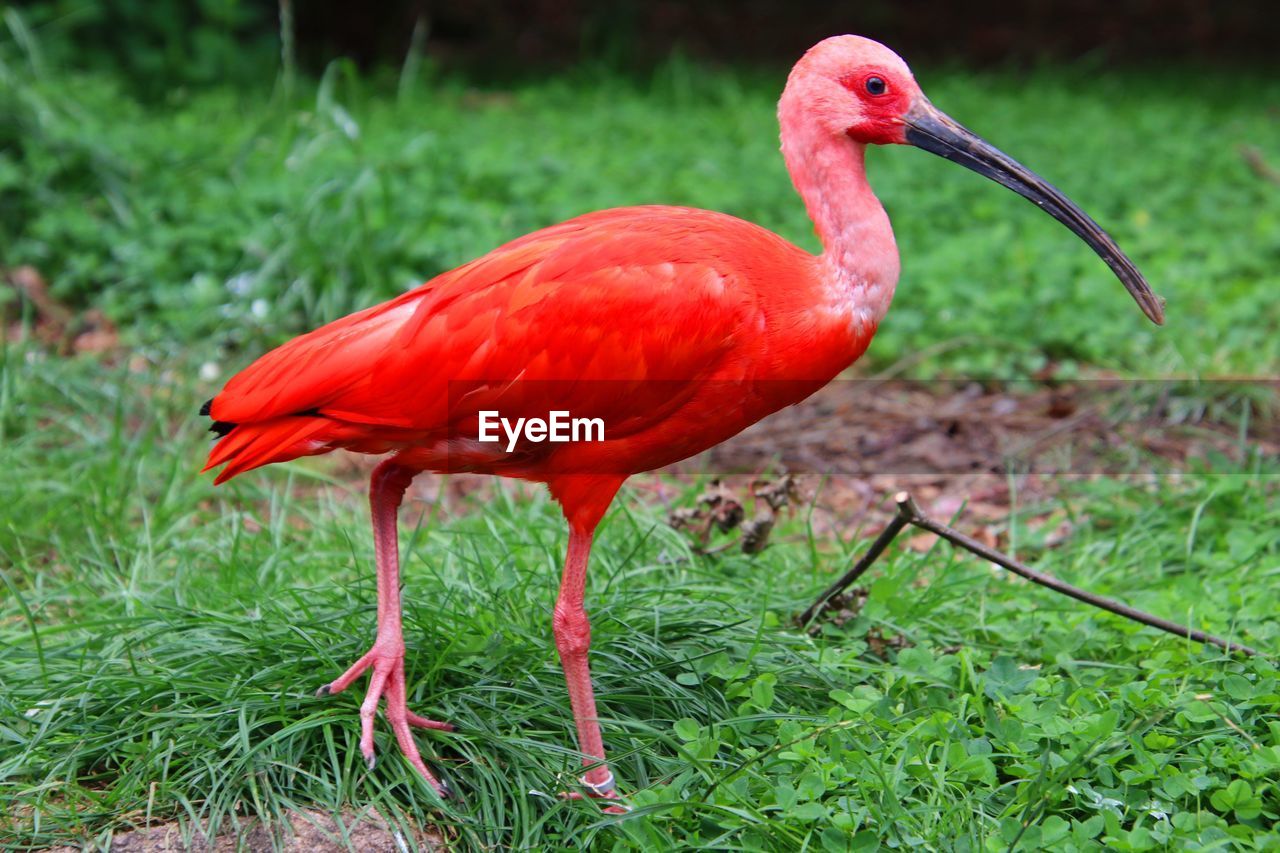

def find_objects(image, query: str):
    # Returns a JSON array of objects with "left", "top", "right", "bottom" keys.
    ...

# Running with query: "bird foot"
[
  {"left": 558, "top": 771, "right": 630, "bottom": 814},
  {"left": 317, "top": 639, "right": 455, "bottom": 799}
]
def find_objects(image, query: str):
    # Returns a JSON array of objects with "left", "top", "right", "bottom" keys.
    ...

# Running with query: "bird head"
[{"left": 789, "top": 35, "right": 1165, "bottom": 325}]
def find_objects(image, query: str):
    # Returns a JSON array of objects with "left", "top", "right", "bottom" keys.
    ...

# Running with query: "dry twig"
[{"left": 798, "top": 491, "right": 1261, "bottom": 657}]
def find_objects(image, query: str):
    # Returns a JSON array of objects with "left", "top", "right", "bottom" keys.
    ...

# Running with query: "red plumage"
[{"left": 204, "top": 207, "right": 859, "bottom": 485}]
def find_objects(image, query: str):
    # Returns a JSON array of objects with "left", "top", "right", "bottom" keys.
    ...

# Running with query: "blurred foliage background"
[
  {"left": 2, "top": 1, "right": 1278, "bottom": 376},
  {"left": 11, "top": 0, "right": 1280, "bottom": 89}
]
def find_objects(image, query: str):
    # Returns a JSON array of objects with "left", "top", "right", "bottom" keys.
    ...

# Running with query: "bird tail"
[{"left": 201, "top": 414, "right": 332, "bottom": 485}]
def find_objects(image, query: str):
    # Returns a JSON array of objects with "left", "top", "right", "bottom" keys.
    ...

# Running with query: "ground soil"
[{"left": 45, "top": 809, "right": 444, "bottom": 852}]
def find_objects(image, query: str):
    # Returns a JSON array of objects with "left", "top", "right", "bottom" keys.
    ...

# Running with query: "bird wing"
[{"left": 208, "top": 207, "right": 787, "bottom": 445}]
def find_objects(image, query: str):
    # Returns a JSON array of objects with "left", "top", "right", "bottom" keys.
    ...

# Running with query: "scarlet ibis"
[{"left": 201, "top": 35, "right": 1163, "bottom": 806}]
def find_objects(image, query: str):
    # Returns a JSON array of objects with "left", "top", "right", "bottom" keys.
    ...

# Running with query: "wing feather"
[{"left": 205, "top": 206, "right": 808, "bottom": 476}]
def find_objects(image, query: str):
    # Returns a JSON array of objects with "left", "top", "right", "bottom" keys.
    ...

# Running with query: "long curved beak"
[{"left": 903, "top": 98, "right": 1165, "bottom": 325}]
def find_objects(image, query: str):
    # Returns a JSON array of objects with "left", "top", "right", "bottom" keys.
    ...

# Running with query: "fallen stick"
[{"left": 798, "top": 491, "right": 1261, "bottom": 657}]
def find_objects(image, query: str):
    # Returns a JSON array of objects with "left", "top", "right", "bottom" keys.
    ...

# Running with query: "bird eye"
[{"left": 865, "top": 76, "right": 887, "bottom": 96}]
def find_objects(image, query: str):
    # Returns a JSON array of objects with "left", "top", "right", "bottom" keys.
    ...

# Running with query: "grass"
[
  {"left": 1, "top": 347, "right": 1277, "bottom": 850},
  {"left": 2, "top": 17, "right": 1279, "bottom": 851}
]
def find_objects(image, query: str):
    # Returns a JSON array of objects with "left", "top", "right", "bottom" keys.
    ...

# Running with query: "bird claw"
[{"left": 316, "top": 642, "right": 456, "bottom": 799}]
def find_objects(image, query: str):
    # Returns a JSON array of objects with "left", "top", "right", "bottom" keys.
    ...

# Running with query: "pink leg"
[
  {"left": 316, "top": 459, "right": 454, "bottom": 797},
  {"left": 549, "top": 475, "right": 627, "bottom": 811}
]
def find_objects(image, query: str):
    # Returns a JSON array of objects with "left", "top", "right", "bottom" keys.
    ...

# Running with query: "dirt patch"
[
  {"left": 44, "top": 808, "right": 444, "bottom": 852},
  {"left": 3, "top": 266, "right": 118, "bottom": 356},
  {"left": 651, "top": 376, "right": 1272, "bottom": 536},
  {"left": 694, "top": 376, "right": 1276, "bottom": 479}
]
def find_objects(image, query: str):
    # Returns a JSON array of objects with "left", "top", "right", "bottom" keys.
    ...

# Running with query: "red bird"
[{"left": 202, "top": 36, "right": 1162, "bottom": 807}]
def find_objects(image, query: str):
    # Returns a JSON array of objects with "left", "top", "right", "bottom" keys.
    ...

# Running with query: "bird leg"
[
  {"left": 316, "top": 459, "right": 454, "bottom": 797},
  {"left": 552, "top": 519, "right": 628, "bottom": 812}
]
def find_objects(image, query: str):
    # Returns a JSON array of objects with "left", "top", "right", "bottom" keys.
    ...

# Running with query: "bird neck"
[{"left": 779, "top": 100, "right": 900, "bottom": 329}]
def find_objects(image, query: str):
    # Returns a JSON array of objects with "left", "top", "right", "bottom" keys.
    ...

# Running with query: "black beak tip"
[
  {"left": 1129, "top": 280, "right": 1166, "bottom": 325},
  {"left": 1149, "top": 299, "right": 1167, "bottom": 326}
]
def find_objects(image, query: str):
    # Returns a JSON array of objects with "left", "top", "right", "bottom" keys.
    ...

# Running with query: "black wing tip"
[
  {"left": 201, "top": 398, "right": 237, "bottom": 438},
  {"left": 200, "top": 398, "right": 318, "bottom": 440}
]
